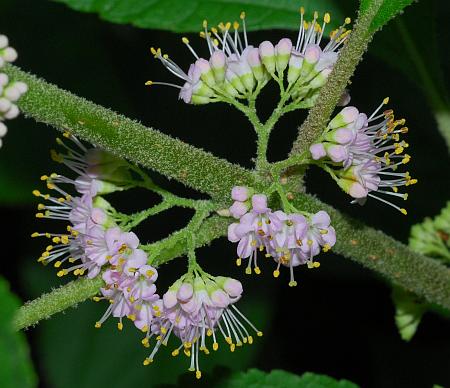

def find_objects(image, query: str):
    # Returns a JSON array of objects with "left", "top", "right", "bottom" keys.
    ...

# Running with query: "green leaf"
[
  {"left": 0, "top": 276, "right": 37, "bottom": 388},
  {"left": 53, "top": 0, "right": 346, "bottom": 32},
  {"left": 392, "top": 286, "right": 427, "bottom": 342},
  {"left": 359, "top": 0, "right": 414, "bottom": 31},
  {"left": 219, "top": 369, "right": 359, "bottom": 388}
]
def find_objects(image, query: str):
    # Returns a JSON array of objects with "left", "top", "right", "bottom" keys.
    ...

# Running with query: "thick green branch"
[
  {"left": 289, "top": 0, "right": 383, "bottom": 156},
  {"left": 290, "top": 193, "right": 450, "bottom": 311},
  {"left": 4, "top": 64, "right": 257, "bottom": 204},
  {"left": 13, "top": 276, "right": 104, "bottom": 331}
]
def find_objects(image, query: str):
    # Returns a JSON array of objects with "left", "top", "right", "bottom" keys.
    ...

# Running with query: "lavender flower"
[
  {"left": 310, "top": 99, "right": 416, "bottom": 214},
  {"left": 147, "top": 10, "right": 351, "bottom": 106},
  {"left": 142, "top": 273, "right": 261, "bottom": 379},
  {"left": 228, "top": 188, "right": 336, "bottom": 285}
]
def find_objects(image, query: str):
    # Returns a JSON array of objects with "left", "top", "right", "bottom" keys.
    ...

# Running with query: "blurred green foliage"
[{"left": 0, "top": 277, "right": 36, "bottom": 388}]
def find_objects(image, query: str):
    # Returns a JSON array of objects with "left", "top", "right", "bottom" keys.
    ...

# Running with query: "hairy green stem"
[
  {"left": 289, "top": 0, "right": 383, "bottom": 156},
  {"left": 13, "top": 276, "right": 104, "bottom": 331},
  {"left": 4, "top": 64, "right": 257, "bottom": 204},
  {"left": 290, "top": 193, "right": 450, "bottom": 310}
]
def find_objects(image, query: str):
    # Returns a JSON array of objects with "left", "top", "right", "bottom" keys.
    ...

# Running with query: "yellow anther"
[
  {"left": 273, "top": 269, "right": 280, "bottom": 278},
  {"left": 31, "top": 232, "right": 40, "bottom": 238},
  {"left": 324, "top": 13, "right": 331, "bottom": 23},
  {"left": 383, "top": 96, "right": 390, "bottom": 105},
  {"left": 117, "top": 322, "right": 123, "bottom": 331},
  {"left": 150, "top": 47, "right": 157, "bottom": 55},
  {"left": 171, "top": 349, "right": 179, "bottom": 356},
  {"left": 225, "top": 336, "right": 232, "bottom": 345},
  {"left": 62, "top": 131, "right": 71, "bottom": 138},
  {"left": 403, "top": 193, "right": 409, "bottom": 201},
  {"left": 307, "top": 239, "right": 313, "bottom": 246},
  {"left": 40, "top": 175, "right": 48, "bottom": 181},
  {"left": 401, "top": 127, "right": 409, "bottom": 133},
  {"left": 94, "top": 322, "right": 102, "bottom": 328},
  {"left": 141, "top": 337, "right": 150, "bottom": 347},
  {"left": 56, "top": 269, "right": 67, "bottom": 277},
  {"left": 323, "top": 244, "right": 331, "bottom": 252},
  {"left": 162, "top": 54, "right": 169, "bottom": 59},
  {"left": 203, "top": 19, "right": 208, "bottom": 28},
  {"left": 248, "top": 336, "right": 254, "bottom": 344},
  {"left": 52, "top": 237, "right": 60, "bottom": 243},
  {"left": 211, "top": 27, "right": 218, "bottom": 34},
  {"left": 300, "top": 6, "right": 305, "bottom": 15},
  {"left": 236, "top": 258, "right": 242, "bottom": 266},
  {"left": 37, "top": 204, "right": 45, "bottom": 210},
  {"left": 141, "top": 325, "right": 149, "bottom": 333},
  {"left": 233, "top": 21, "right": 239, "bottom": 30},
  {"left": 184, "top": 349, "right": 191, "bottom": 357},
  {"left": 68, "top": 257, "right": 76, "bottom": 263},
  {"left": 245, "top": 267, "right": 252, "bottom": 275},
  {"left": 32, "top": 190, "right": 41, "bottom": 197},
  {"left": 184, "top": 342, "right": 192, "bottom": 348},
  {"left": 303, "top": 20, "right": 309, "bottom": 30},
  {"left": 254, "top": 266, "right": 261, "bottom": 275},
  {"left": 182, "top": 37, "right": 189, "bottom": 44},
  {"left": 160, "top": 326, "right": 167, "bottom": 334},
  {"left": 145, "top": 80, "right": 153, "bottom": 86},
  {"left": 230, "top": 343, "right": 236, "bottom": 352},
  {"left": 146, "top": 270, "right": 155, "bottom": 277},
  {"left": 143, "top": 358, "right": 152, "bottom": 366},
  {"left": 345, "top": 17, "right": 351, "bottom": 24},
  {"left": 313, "top": 261, "right": 321, "bottom": 268},
  {"left": 402, "top": 154, "right": 411, "bottom": 164},
  {"left": 35, "top": 213, "right": 45, "bottom": 218},
  {"left": 289, "top": 280, "right": 298, "bottom": 287},
  {"left": 213, "top": 342, "right": 219, "bottom": 351},
  {"left": 54, "top": 261, "right": 62, "bottom": 268},
  {"left": 314, "top": 11, "right": 319, "bottom": 19},
  {"left": 257, "top": 331, "right": 263, "bottom": 337},
  {"left": 400, "top": 208, "right": 408, "bottom": 215},
  {"left": 196, "top": 371, "right": 202, "bottom": 379},
  {"left": 240, "top": 11, "right": 246, "bottom": 20},
  {"left": 73, "top": 269, "right": 80, "bottom": 276},
  {"left": 61, "top": 235, "right": 69, "bottom": 244},
  {"left": 207, "top": 329, "right": 213, "bottom": 337},
  {"left": 225, "top": 22, "right": 231, "bottom": 30},
  {"left": 127, "top": 314, "right": 136, "bottom": 321}
]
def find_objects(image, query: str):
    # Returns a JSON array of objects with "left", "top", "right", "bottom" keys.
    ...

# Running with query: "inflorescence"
[
  {"left": 0, "top": 34, "right": 27, "bottom": 148},
  {"left": 147, "top": 9, "right": 351, "bottom": 107},
  {"left": 310, "top": 99, "right": 417, "bottom": 214}
]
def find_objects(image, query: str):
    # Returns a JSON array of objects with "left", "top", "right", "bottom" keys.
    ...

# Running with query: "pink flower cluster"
[
  {"left": 309, "top": 101, "right": 417, "bottom": 214},
  {"left": 33, "top": 134, "right": 134, "bottom": 278},
  {"left": 228, "top": 187, "right": 336, "bottom": 286},
  {"left": 149, "top": 10, "right": 351, "bottom": 105},
  {"left": 95, "top": 234, "right": 159, "bottom": 331},
  {"left": 142, "top": 274, "right": 261, "bottom": 379}
]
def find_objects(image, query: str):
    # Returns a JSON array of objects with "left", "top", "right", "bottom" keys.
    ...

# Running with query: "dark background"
[{"left": 0, "top": 1, "right": 449, "bottom": 387}]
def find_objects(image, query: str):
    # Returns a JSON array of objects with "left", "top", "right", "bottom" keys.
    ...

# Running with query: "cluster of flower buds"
[
  {"left": 309, "top": 100, "right": 417, "bottom": 214},
  {"left": 0, "top": 34, "right": 27, "bottom": 148},
  {"left": 142, "top": 272, "right": 261, "bottom": 379},
  {"left": 95, "top": 234, "right": 160, "bottom": 332},
  {"left": 32, "top": 133, "right": 134, "bottom": 278},
  {"left": 228, "top": 187, "right": 336, "bottom": 286},
  {"left": 147, "top": 9, "right": 351, "bottom": 106}
]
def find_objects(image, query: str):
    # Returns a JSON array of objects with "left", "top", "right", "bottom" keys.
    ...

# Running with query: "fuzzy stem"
[
  {"left": 13, "top": 276, "right": 104, "bottom": 331},
  {"left": 289, "top": 0, "right": 383, "bottom": 157},
  {"left": 3, "top": 64, "right": 257, "bottom": 204},
  {"left": 290, "top": 193, "right": 450, "bottom": 310}
]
